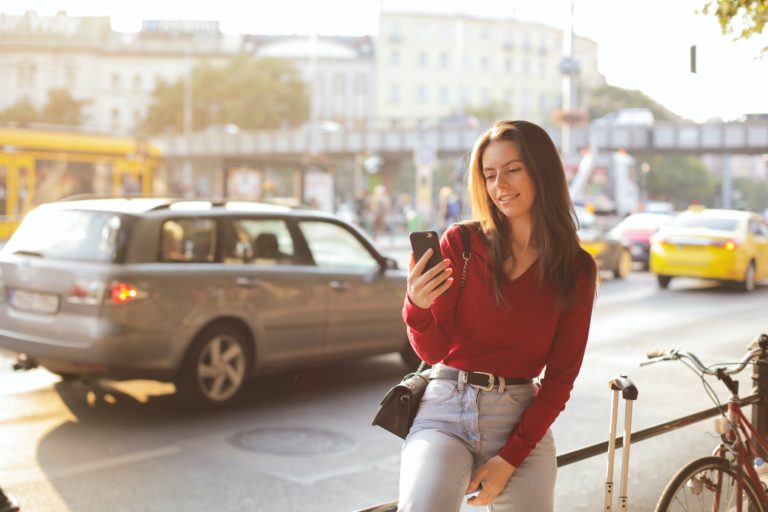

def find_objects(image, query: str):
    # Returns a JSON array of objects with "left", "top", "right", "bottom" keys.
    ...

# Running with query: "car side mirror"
[{"left": 383, "top": 257, "right": 399, "bottom": 270}]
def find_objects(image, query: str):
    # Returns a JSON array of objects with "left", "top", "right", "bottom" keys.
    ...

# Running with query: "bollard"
[{"left": 751, "top": 334, "right": 768, "bottom": 445}]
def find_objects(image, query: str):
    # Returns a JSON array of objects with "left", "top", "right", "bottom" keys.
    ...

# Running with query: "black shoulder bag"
[{"left": 371, "top": 223, "right": 473, "bottom": 439}]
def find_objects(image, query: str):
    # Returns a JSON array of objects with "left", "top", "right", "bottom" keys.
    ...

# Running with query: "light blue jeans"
[{"left": 398, "top": 364, "right": 556, "bottom": 512}]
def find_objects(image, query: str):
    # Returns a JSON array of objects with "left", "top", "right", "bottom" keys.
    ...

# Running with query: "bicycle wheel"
[{"left": 655, "top": 456, "right": 766, "bottom": 512}]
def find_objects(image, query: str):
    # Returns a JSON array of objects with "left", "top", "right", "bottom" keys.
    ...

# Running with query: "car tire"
[
  {"left": 175, "top": 324, "right": 252, "bottom": 408},
  {"left": 612, "top": 249, "right": 633, "bottom": 279},
  {"left": 742, "top": 261, "right": 756, "bottom": 292},
  {"left": 657, "top": 274, "right": 672, "bottom": 289},
  {"left": 400, "top": 340, "right": 421, "bottom": 371}
]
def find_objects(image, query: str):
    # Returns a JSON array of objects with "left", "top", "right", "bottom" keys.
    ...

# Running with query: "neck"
[{"left": 506, "top": 216, "right": 535, "bottom": 254}]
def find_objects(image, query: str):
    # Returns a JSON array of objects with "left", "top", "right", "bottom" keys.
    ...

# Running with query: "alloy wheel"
[{"left": 196, "top": 334, "right": 247, "bottom": 403}]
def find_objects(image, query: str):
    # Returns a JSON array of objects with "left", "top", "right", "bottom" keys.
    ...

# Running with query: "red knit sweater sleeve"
[
  {"left": 498, "top": 255, "right": 597, "bottom": 467},
  {"left": 401, "top": 225, "right": 463, "bottom": 364}
]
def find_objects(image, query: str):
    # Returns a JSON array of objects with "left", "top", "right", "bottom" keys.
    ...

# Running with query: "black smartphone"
[{"left": 409, "top": 230, "right": 443, "bottom": 274}]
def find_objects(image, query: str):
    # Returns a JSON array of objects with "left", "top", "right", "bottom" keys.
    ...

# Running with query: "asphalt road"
[{"left": 1, "top": 270, "right": 767, "bottom": 512}]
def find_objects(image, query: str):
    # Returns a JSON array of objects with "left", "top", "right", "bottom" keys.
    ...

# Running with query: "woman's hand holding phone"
[{"left": 407, "top": 248, "right": 453, "bottom": 309}]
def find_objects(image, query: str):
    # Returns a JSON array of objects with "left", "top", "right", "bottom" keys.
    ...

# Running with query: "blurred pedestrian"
[
  {"left": 400, "top": 120, "right": 598, "bottom": 511},
  {"left": 437, "top": 186, "right": 462, "bottom": 233},
  {"left": 370, "top": 184, "right": 391, "bottom": 242}
]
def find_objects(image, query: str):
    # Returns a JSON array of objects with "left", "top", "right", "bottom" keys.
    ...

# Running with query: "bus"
[{"left": 0, "top": 127, "right": 162, "bottom": 239}]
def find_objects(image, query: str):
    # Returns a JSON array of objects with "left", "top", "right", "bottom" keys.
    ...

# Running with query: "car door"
[
  {"left": 752, "top": 218, "right": 768, "bottom": 280},
  {"left": 218, "top": 217, "right": 327, "bottom": 366},
  {"left": 296, "top": 218, "right": 405, "bottom": 358}
]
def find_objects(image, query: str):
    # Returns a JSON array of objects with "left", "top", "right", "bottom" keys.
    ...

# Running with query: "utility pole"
[
  {"left": 559, "top": 0, "right": 579, "bottom": 161},
  {"left": 182, "top": 45, "right": 194, "bottom": 197}
]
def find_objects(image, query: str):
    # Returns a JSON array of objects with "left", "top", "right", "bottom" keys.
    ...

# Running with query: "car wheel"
[
  {"left": 175, "top": 324, "right": 251, "bottom": 408},
  {"left": 400, "top": 340, "right": 421, "bottom": 370},
  {"left": 742, "top": 261, "right": 756, "bottom": 292},
  {"left": 613, "top": 249, "right": 633, "bottom": 279},
  {"left": 657, "top": 275, "right": 672, "bottom": 289}
]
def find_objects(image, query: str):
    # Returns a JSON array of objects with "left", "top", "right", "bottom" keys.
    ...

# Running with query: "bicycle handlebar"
[{"left": 642, "top": 334, "right": 768, "bottom": 376}]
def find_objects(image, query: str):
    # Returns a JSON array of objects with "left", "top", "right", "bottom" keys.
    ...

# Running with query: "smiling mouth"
[{"left": 497, "top": 193, "right": 520, "bottom": 204}]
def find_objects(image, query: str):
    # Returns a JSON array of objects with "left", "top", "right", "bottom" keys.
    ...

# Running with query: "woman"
[{"left": 400, "top": 120, "right": 597, "bottom": 511}]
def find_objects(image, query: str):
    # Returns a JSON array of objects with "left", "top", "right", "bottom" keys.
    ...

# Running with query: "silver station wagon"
[{"left": 0, "top": 198, "right": 414, "bottom": 407}]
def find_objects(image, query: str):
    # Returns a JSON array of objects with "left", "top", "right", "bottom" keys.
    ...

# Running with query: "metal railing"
[{"left": 352, "top": 345, "right": 768, "bottom": 512}]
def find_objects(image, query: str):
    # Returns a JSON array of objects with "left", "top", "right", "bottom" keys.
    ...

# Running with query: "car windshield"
[
  {"left": 673, "top": 216, "right": 739, "bottom": 231},
  {"left": 1, "top": 208, "right": 124, "bottom": 262}
]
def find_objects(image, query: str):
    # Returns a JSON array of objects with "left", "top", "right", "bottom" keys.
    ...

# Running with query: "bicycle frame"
[{"left": 711, "top": 394, "right": 768, "bottom": 509}]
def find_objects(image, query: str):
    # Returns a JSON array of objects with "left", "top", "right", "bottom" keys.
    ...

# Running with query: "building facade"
[{"left": 375, "top": 9, "right": 604, "bottom": 127}]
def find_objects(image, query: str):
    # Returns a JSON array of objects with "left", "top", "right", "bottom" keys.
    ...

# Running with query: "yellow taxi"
[{"left": 649, "top": 207, "right": 768, "bottom": 291}]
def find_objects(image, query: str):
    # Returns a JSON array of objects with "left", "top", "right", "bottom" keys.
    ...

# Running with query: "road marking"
[{"left": 4, "top": 445, "right": 181, "bottom": 486}]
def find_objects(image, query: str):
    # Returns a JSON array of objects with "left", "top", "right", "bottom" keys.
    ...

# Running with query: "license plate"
[{"left": 10, "top": 289, "right": 60, "bottom": 315}]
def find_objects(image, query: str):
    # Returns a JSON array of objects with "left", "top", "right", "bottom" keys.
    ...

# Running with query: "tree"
[
  {"left": 41, "top": 89, "right": 90, "bottom": 125},
  {"left": 733, "top": 176, "right": 768, "bottom": 211},
  {"left": 586, "top": 85, "right": 684, "bottom": 122},
  {"left": 143, "top": 54, "right": 309, "bottom": 134},
  {"left": 0, "top": 99, "right": 39, "bottom": 126},
  {"left": 643, "top": 155, "right": 718, "bottom": 209},
  {"left": 702, "top": 0, "right": 768, "bottom": 51}
]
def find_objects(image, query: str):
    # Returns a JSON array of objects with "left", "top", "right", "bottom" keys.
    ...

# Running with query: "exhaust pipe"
[{"left": 12, "top": 354, "right": 37, "bottom": 371}]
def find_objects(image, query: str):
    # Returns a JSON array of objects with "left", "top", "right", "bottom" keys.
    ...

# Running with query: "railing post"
[{"left": 751, "top": 351, "right": 768, "bottom": 443}]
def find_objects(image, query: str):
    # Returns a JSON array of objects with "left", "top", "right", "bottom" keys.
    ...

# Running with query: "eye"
[
  {"left": 484, "top": 174, "right": 496, "bottom": 181},
  {"left": 506, "top": 167, "right": 522, "bottom": 174}
]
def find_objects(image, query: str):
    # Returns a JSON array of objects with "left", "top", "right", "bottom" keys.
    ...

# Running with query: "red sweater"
[{"left": 403, "top": 224, "right": 596, "bottom": 467}]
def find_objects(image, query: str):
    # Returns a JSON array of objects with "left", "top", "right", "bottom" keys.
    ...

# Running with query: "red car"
[{"left": 609, "top": 212, "right": 676, "bottom": 269}]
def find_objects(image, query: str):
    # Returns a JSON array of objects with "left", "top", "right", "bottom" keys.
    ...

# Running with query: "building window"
[
  {"left": 389, "top": 84, "right": 400, "bottom": 104},
  {"left": 354, "top": 74, "right": 367, "bottom": 95},
  {"left": 133, "top": 74, "right": 142, "bottom": 91},
  {"left": 505, "top": 58, "right": 513, "bottom": 72},
  {"left": 418, "top": 51, "right": 428, "bottom": 67},
  {"left": 481, "top": 56, "right": 490, "bottom": 69},
  {"left": 333, "top": 74, "right": 346, "bottom": 95},
  {"left": 390, "top": 50, "right": 400, "bottom": 65},
  {"left": 112, "top": 73, "right": 121, "bottom": 90},
  {"left": 538, "top": 93, "right": 547, "bottom": 112},
  {"left": 440, "top": 86, "right": 450, "bottom": 104},
  {"left": 539, "top": 62, "right": 547, "bottom": 77},
  {"left": 65, "top": 66, "right": 76, "bottom": 87},
  {"left": 417, "top": 84, "right": 428, "bottom": 102},
  {"left": 522, "top": 59, "right": 530, "bottom": 76},
  {"left": 439, "top": 52, "right": 450, "bottom": 68},
  {"left": 111, "top": 108, "right": 120, "bottom": 129}
]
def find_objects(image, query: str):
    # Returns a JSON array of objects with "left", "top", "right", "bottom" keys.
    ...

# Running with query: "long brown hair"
[{"left": 467, "top": 120, "right": 587, "bottom": 309}]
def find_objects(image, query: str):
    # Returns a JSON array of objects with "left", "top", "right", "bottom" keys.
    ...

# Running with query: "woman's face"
[{"left": 481, "top": 139, "right": 536, "bottom": 222}]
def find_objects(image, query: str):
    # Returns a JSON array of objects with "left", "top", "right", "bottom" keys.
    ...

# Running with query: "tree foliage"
[
  {"left": 643, "top": 155, "right": 718, "bottom": 208},
  {"left": 0, "top": 89, "right": 89, "bottom": 126},
  {"left": 142, "top": 54, "right": 309, "bottom": 134},
  {"left": 702, "top": 0, "right": 768, "bottom": 51},
  {"left": 41, "top": 89, "right": 90, "bottom": 125}
]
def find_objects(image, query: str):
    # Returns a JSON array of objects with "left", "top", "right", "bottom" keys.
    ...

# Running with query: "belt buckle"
[{"left": 470, "top": 371, "right": 495, "bottom": 391}]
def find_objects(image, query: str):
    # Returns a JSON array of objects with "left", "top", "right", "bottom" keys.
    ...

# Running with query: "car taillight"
[
  {"left": 68, "top": 279, "right": 106, "bottom": 305},
  {"left": 711, "top": 239, "right": 740, "bottom": 251},
  {"left": 110, "top": 282, "right": 146, "bottom": 304}
]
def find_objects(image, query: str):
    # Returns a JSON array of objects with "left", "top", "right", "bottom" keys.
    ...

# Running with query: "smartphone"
[{"left": 409, "top": 230, "right": 443, "bottom": 274}]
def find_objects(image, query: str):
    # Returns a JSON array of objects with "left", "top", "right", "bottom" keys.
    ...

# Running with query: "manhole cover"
[{"left": 229, "top": 427, "right": 356, "bottom": 456}]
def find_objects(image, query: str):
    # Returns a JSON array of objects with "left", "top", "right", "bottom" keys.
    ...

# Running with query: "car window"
[
  {"left": 299, "top": 220, "right": 379, "bottom": 271},
  {"left": 221, "top": 218, "right": 297, "bottom": 265},
  {"left": 673, "top": 216, "right": 738, "bottom": 231},
  {"left": 2, "top": 208, "right": 123, "bottom": 262},
  {"left": 160, "top": 218, "right": 216, "bottom": 263}
]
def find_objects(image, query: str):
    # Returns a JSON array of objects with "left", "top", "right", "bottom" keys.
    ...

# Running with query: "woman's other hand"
[
  {"left": 465, "top": 455, "right": 516, "bottom": 506},
  {"left": 406, "top": 249, "right": 453, "bottom": 309}
]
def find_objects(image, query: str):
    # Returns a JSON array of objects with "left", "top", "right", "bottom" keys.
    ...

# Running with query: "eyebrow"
[{"left": 482, "top": 159, "right": 523, "bottom": 173}]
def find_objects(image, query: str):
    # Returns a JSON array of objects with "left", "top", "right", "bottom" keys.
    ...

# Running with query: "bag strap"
[
  {"left": 414, "top": 224, "right": 473, "bottom": 374},
  {"left": 457, "top": 223, "right": 472, "bottom": 291}
]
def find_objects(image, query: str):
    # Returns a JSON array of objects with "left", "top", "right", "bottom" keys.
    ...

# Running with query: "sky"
[{"left": 3, "top": 0, "right": 767, "bottom": 123}]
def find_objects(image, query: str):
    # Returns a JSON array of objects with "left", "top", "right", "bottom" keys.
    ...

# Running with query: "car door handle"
[
  {"left": 235, "top": 277, "right": 264, "bottom": 289},
  {"left": 329, "top": 280, "right": 350, "bottom": 292}
]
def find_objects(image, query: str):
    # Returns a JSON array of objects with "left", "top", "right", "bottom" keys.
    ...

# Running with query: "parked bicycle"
[{"left": 643, "top": 333, "right": 768, "bottom": 511}]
